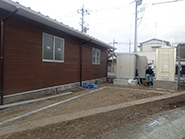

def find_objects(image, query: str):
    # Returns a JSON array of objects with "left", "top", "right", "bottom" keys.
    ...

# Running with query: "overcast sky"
[{"left": 12, "top": 0, "right": 185, "bottom": 52}]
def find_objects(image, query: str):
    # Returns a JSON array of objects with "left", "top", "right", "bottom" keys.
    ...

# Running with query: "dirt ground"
[
  {"left": 0, "top": 82, "right": 161, "bottom": 123},
  {"left": 0, "top": 82, "right": 185, "bottom": 139}
]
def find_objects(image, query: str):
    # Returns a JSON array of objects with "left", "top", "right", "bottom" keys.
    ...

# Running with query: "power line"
[
  {"left": 80, "top": 19, "right": 113, "bottom": 42},
  {"left": 90, "top": 5, "right": 132, "bottom": 13},
  {"left": 57, "top": 11, "right": 78, "bottom": 20},
  {"left": 88, "top": 29, "right": 112, "bottom": 43},
  {"left": 152, "top": 0, "right": 185, "bottom": 5}
]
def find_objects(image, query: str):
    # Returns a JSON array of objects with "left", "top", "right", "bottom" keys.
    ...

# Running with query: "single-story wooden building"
[{"left": 0, "top": 0, "right": 115, "bottom": 104}]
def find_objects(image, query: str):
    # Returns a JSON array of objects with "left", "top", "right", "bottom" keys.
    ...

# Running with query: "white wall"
[
  {"left": 141, "top": 40, "right": 169, "bottom": 52},
  {"left": 136, "top": 51, "right": 156, "bottom": 62}
]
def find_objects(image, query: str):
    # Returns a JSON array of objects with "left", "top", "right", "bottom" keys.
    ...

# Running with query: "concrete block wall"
[
  {"left": 153, "top": 80, "right": 177, "bottom": 91},
  {"left": 113, "top": 79, "right": 137, "bottom": 86},
  {"left": 4, "top": 77, "right": 106, "bottom": 104}
]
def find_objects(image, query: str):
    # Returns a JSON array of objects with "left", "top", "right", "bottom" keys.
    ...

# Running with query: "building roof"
[
  {"left": 0, "top": 0, "right": 116, "bottom": 50},
  {"left": 177, "top": 43, "right": 185, "bottom": 46},
  {"left": 138, "top": 38, "right": 171, "bottom": 47}
]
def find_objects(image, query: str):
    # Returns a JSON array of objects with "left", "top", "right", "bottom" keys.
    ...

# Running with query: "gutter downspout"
[
  {"left": 80, "top": 39, "right": 92, "bottom": 86},
  {"left": 1, "top": 8, "right": 19, "bottom": 105}
]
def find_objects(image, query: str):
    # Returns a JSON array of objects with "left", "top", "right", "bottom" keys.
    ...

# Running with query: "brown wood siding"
[
  {"left": 82, "top": 43, "right": 107, "bottom": 81},
  {"left": 0, "top": 18, "right": 1, "bottom": 94},
  {"left": 0, "top": 8, "right": 108, "bottom": 95},
  {"left": 0, "top": 9, "right": 10, "bottom": 94}
]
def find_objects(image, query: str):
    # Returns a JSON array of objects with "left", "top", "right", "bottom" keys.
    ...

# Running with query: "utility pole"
[
  {"left": 134, "top": 2, "right": 138, "bottom": 53},
  {"left": 111, "top": 39, "right": 117, "bottom": 72},
  {"left": 77, "top": 5, "right": 90, "bottom": 33},
  {"left": 81, "top": 5, "right": 84, "bottom": 33},
  {"left": 134, "top": 0, "right": 142, "bottom": 53},
  {"left": 155, "top": 23, "right": 157, "bottom": 38}
]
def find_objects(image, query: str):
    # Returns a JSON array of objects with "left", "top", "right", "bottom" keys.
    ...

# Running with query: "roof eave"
[
  {"left": 139, "top": 38, "right": 170, "bottom": 45},
  {"left": 0, "top": 0, "right": 116, "bottom": 49}
]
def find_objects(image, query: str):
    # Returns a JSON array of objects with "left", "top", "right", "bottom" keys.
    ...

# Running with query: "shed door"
[
  {"left": 116, "top": 54, "right": 136, "bottom": 79},
  {"left": 136, "top": 56, "right": 147, "bottom": 78}
]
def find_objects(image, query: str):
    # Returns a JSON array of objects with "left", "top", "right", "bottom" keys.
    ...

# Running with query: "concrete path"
[
  {"left": 0, "top": 92, "right": 72, "bottom": 109},
  {"left": 103, "top": 107, "right": 185, "bottom": 139}
]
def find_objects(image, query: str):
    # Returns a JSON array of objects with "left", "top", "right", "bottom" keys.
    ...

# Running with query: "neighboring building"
[
  {"left": 107, "top": 54, "right": 116, "bottom": 73},
  {"left": 139, "top": 38, "right": 171, "bottom": 52},
  {"left": 0, "top": 0, "right": 115, "bottom": 104},
  {"left": 176, "top": 43, "right": 185, "bottom": 60},
  {"left": 137, "top": 38, "right": 171, "bottom": 69},
  {"left": 176, "top": 43, "right": 185, "bottom": 74}
]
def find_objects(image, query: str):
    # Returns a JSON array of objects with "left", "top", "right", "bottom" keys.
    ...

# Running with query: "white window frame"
[
  {"left": 42, "top": 33, "right": 64, "bottom": 63},
  {"left": 92, "top": 48, "right": 101, "bottom": 65}
]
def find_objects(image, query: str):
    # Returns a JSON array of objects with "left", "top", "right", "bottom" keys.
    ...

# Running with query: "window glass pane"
[
  {"left": 97, "top": 56, "right": 100, "bottom": 64},
  {"left": 152, "top": 48, "right": 156, "bottom": 51},
  {"left": 92, "top": 48, "right": 101, "bottom": 64},
  {"left": 55, "top": 38, "right": 64, "bottom": 61},
  {"left": 92, "top": 48, "right": 96, "bottom": 56},
  {"left": 92, "top": 48, "right": 96, "bottom": 64},
  {"left": 97, "top": 49, "right": 100, "bottom": 57},
  {"left": 97, "top": 49, "right": 100, "bottom": 64},
  {"left": 43, "top": 34, "right": 53, "bottom": 60},
  {"left": 92, "top": 56, "right": 96, "bottom": 64}
]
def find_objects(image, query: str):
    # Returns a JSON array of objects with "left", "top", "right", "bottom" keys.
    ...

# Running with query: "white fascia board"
[
  {"left": 0, "top": 0, "right": 116, "bottom": 50},
  {"left": 116, "top": 52, "right": 136, "bottom": 55}
]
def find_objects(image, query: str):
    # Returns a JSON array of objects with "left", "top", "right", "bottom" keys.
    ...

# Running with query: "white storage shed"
[{"left": 116, "top": 53, "right": 147, "bottom": 79}]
